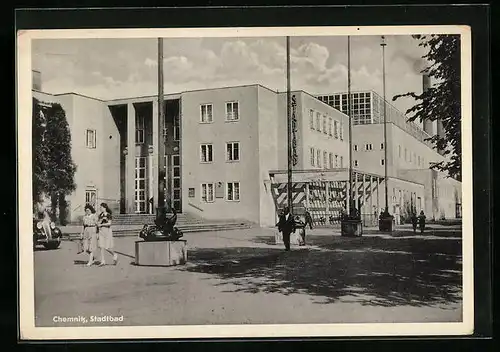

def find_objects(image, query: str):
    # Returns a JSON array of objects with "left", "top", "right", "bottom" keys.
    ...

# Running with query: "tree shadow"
[{"left": 183, "top": 235, "right": 462, "bottom": 307}]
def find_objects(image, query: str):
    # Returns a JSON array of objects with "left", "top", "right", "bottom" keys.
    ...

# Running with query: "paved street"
[{"left": 34, "top": 225, "right": 463, "bottom": 327}]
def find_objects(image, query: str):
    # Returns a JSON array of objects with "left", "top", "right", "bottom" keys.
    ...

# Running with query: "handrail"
[{"left": 188, "top": 202, "right": 204, "bottom": 212}]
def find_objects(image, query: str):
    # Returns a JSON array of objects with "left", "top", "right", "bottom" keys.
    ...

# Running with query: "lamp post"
[{"left": 379, "top": 35, "right": 394, "bottom": 232}]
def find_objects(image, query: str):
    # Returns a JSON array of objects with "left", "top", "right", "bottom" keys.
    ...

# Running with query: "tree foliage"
[
  {"left": 32, "top": 98, "right": 77, "bottom": 222},
  {"left": 393, "top": 35, "right": 461, "bottom": 181}
]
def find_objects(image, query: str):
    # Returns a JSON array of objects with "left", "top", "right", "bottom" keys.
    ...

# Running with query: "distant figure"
[
  {"left": 276, "top": 206, "right": 295, "bottom": 251},
  {"left": 304, "top": 211, "right": 313, "bottom": 229},
  {"left": 418, "top": 210, "right": 426, "bottom": 234},
  {"left": 411, "top": 212, "right": 418, "bottom": 233}
]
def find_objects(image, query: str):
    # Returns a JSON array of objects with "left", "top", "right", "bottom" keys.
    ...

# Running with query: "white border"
[{"left": 17, "top": 25, "right": 473, "bottom": 340}]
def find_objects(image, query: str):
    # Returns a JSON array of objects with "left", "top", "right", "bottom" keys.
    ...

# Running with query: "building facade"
[{"left": 32, "top": 70, "right": 461, "bottom": 227}]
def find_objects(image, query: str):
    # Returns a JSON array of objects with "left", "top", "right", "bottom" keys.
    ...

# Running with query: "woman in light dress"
[
  {"left": 81, "top": 204, "right": 99, "bottom": 266},
  {"left": 97, "top": 203, "right": 118, "bottom": 266}
]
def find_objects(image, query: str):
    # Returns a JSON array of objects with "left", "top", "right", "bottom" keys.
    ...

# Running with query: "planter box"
[
  {"left": 341, "top": 219, "right": 363, "bottom": 237},
  {"left": 378, "top": 216, "right": 395, "bottom": 232},
  {"left": 135, "top": 240, "right": 187, "bottom": 266}
]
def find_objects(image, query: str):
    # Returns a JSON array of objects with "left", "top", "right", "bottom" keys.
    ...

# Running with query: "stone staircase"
[{"left": 62, "top": 212, "right": 253, "bottom": 239}]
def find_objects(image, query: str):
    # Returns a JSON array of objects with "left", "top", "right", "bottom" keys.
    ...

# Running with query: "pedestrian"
[
  {"left": 418, "top": 210, "right": 426, "bottom": 234},
  {"left": 97, "top": 203, "right": 118, "bottom": 266},
  {"left": 276, "top": 206, "right": 295, "bottom": 251},
  {"left": 80, "top": 204, "right": 99, "bottom": 266},
  {"left": 305, "top": 211, "right": 313, "bottom": 229},
  {"left": 411, "top": 212, "right": 418, "bottom": 233}
]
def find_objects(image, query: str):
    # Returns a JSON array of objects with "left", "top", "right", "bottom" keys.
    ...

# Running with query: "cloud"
[{"left": 33, "top": 36, "right": 429, "bottom": 114}]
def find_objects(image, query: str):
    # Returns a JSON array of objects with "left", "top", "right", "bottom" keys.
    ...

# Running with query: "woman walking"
[
  {"left": 97, "top": 203, "right": 118, "bottom": 266},
  {"left": 81, "top": 204, "right": 98, "bottom": 266}
]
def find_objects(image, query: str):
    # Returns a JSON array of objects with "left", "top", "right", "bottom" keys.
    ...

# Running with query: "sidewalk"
[{"left": 34, "top": 226, "right": 463, "bottom": 327}]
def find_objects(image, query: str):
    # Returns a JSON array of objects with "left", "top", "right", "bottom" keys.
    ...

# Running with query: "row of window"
[
  {"left": 398, "top": 145, "right": 425, "bottom": 167},
  {"left": 200, "top": 182, "right": 240, "bottom": 202},
  {"left": 309, "top": 147, "right": 344, "bottom": 169},
  {"left": 200, "top": 142, "right": 240, "bottom": 163},
  {"left": 353, "top": 143, "right": 384, "bottom": 152},
  {"left": 308, "top": 109, "right": 344, "bottom": 140},
  {"left": 200, "top": 102, "right": 240, "bottom": 123},
  {"left": 353, "top": 159, "right": 385, "bottom": 167}
]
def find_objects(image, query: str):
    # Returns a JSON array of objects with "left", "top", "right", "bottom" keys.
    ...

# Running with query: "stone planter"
[
  {"left": 135, "top": 240, "right": 187, "bottom": 266},
  {"left": 378, "top": 216, "right": 395, "bottom": 232},
  {"left": 341, "top": 219, "right": 363, "bottom": 237}
]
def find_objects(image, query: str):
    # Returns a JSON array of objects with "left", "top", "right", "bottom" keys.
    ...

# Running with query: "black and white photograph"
[{"left": 18, "top": 25, "right": 473, "bottom": 339}]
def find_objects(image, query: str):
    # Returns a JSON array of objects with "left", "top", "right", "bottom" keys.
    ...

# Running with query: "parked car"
[{"left": 33, "top": 218, "right": 63, "bottom": 249}]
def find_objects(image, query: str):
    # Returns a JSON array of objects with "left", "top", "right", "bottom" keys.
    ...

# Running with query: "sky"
[{"left": 32, "top": 35, "right": 430, "bottom": 115}]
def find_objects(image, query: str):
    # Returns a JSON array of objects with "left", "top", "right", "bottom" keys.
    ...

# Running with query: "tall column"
[
  {"left": 126, "top": 103, "right": 136, "bottom": 214},
  {"left": 369, "top": 175, "right": 373, "bottom": 224},
  {"left": 152, "top": 100, "right": 159, "bottom": 211},
  {"left": 305, "top": 183, "right": 310, "bottom": 209},
  {"left": 376, "top": 177, "right": 380, "bottom": 214},
  {"left": 354, "top": 172, "right": 358, "bottom": 210},
  {"left": 325, "top": 181, "right": 330, "bottom": 213}
]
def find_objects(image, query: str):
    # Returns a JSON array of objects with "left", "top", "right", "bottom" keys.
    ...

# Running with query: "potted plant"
[
  {"left": 341, "top": 206, "right": 363, "bottom": 237},
  {"left": 378, "top": 208, "right": 395, "bottom": 232}
]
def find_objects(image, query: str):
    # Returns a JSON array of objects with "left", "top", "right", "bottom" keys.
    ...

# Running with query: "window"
[
  {"left": 173, "top": 115, "right": 180, "bottom": 141},
  {"left": 340, "top": 156, "right": 344, "bottom": 168},
  {"left": 335, "top": 154, "right": 339, "bottom": 168},
  {"left": 200, "top": 104, "right": 213, "bottom": 123},
  {"left": 365, "top": 143, "right": 373, "bottom": 151},
  {"left": 310, "top": 147, "right": 315, "bottom": 166},
  {"left": 413, "top": 152, "right": 416, "bottom": 163},
  {"left": 353, "top": 144, "right": 358, "bottom": 151},
  {"left": 226, "top": 182, "right": 240, "bottom": 201},
  {"left": 135, "top": 115, "right": 145, "bottom": 144},
  {"left": 201, "top": 183, "right": 214, "bottom": 203},
  {"left": 354, "top": 160, "right": 359, "bottom": 167},
  {"left": 316, "top": 112, "right": 321, "bottom": 131},
  {"left": 309, "top": 109, "right": 314, "bottom": 130},
  {"left": 135, "top": 157, "right": 147, "bottom": 213},
  {"left": 328, "top": 117, "right": 333, "bottom": 136},
  {"left": 86, "top": 129, "right": 96, "bottom": 149},
  {"left": 339, "top": 121, "right": 344, "bottom": 140},
  {"left": 404, "top": 148, "right": 408, "bottom": 161},
  {"left": 398, "top": 145, "right": 401, "bottom": 158},
  {"left": 334, "top": 120, "right": 339, "bottom": 139},
  {"left": 200, "top": 144, "right": 213, "bottom": 163},
  {"left": 316, "top": 149, "right": 321, "bottom": 168},
  {"left": 380, "top": 143, "right": 384, "bottom": 150},
  {"left": 329, "top": 153, "right": 334, "bottom": 169},
  {"left": 226, "top": 101, "right": 239, "bottom": 121},
  {"left": 226, "top": 142, "right": 240, "bottom": 162},
  {"left": 85, "top": 189, "right": 97, "bottom": 209},
  {"left": 381, "top": 159, "right": 385, "bottom": 166},
  {"left": 323, "top": 151, "right": 328, "bottom": 169},
  {"left": 323, "top": 115, "right": 327, "bottom": 134}
]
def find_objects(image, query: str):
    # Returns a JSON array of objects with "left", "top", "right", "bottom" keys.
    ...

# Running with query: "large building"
[
  {"left": 32, "top": 70, "right": 461, "bottom": 227},
  {"left": 316, "top": 80, "right": 462, "bottom": 222}
]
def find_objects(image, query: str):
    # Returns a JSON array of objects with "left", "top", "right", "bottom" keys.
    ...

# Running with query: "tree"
[
  {"left": 32, "top": 98, "right": 77, "bottom": 224},
  {"left": 393, "top": 35, "right": 461, "bottom": 181}
]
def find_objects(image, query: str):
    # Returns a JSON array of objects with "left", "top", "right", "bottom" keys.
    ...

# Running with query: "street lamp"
[{"left": 379, "top": 35, "right": 394, "bottom": 232}]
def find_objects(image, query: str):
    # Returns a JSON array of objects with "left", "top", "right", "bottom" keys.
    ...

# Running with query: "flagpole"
[
  {"left": 286, "top": 36, "right": 293, "bottom": 214},
  {"left": 347, "top": 36, "right": 353, "bottom": 216},
  {"left": 381, "top": 35, "right": 389, "bottom": 215},
  {"left": 157, "top": 37, "right": 165, "bottom": 212}
]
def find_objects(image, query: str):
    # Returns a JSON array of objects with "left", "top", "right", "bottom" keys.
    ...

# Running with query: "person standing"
[
  {"left": 304, "top": 211, "right": 313, "bottom": 230},
  {"left": 411, "top": 212, "right": 418, "bottom": 233},
  {"left": 81, "top": 204, "right": 98, "bottom": 266},
  {"left": 276, "top": 206, "right": 295, "bottom": 251},
  {"left": 97, "top": 203, "right": 118, "bottom": 266},
  {"left": 418, "top": 210, "right": 426, "bottom": 234}
]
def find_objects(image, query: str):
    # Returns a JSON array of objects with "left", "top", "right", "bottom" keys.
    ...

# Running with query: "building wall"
[
  {"left": 295, "top": 92, "right": 349, "bottom": 171},
  {"left": 390, "top": 123, "right": 444, "bottom": 172},
  {"left": 180, "top": 86, "right": 261, "bottom": 223},
  {"left": 257, "top": 86, "right": 280, "bottom": 227},
  {"left": 32, "top": 91, "right": 121, "bottom": 222},
  {"left": 352, "top": 124, "right": 387, "bottom": 176}
]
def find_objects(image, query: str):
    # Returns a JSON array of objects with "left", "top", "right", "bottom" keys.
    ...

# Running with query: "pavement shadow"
[{"left": 185, "top": 235, "right": 462, "bottom": 307}]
